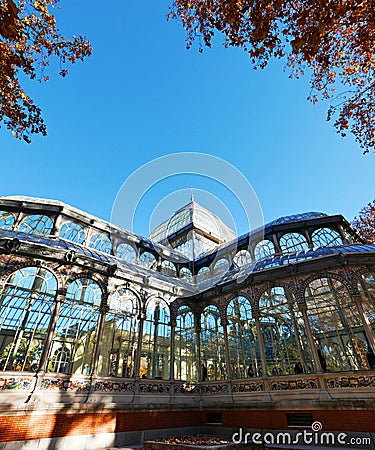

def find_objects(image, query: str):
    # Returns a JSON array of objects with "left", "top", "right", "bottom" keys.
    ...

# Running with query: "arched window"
[
  {"left": 200, "top": 305, "right": 226, "bottom": 381},
  {"left": 180, "top": 267, "right": 193, "bottom": 282},
  {"left": 116, "top": 243, "right": 137, "bottom": 263},
  {"left": 139, "top": 251, "right": 157, "bottom": 269},
  {"left": 196, "top": 266, "right": 210, "bottom": 282},
  {"left": 0, "top": 267, "right": 57, "bottom": 372},
  {"left": 254, "top": 240, "right": 275, "bottom": 260},
  {"left": 47, "top": 278, "right": 102, "bottom": 375},
  {"left": 161, "top": 260, "right": 177, "bottom": 277},
  {"left": 227, "top": 297, "right": 260, "bottom": 378},
  {"left": 233, "top": 250, "right": 252, "bottom": 267},
  {"left": 19, "top": 215, "right": 53, "bottom": 235},
  {"left": 305, "top": 278, "right": 367, "bottom": 372},
  {"left": 311, "top": 228, "right": 342, "bottom": 247},
  {"left": 175, "top": 306, "right": 197, "bottom": 381},
  {"left": 213, "top": 258, "right": 230, "bottom": 275},
  {"left": 142, "top": 298, "right": 171, "bottom": 379},
  {"left": 259, "top": 287, "right": 312, "bottom": 375},
  {"left": 59, "top": 222, "right": 85, "bottom": 244},
  {"left": 99, "top": 288, "right": 139, "bottom": 377},
  {"left": 279, "top": 233, "right": 309, "bottom": 253},
  {"left": 0, "top": 211, "right": 15, "bottom": 230},
  {"left": 88, "top": 233, "right": 112, "bottom": 254}
]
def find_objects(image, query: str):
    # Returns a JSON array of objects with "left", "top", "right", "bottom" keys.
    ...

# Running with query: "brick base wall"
[
  {"left": 0, "top": 409, "right": 375, "bottom": 442},
  {"left": 220, "top": 410, "right": 375, "bottom": 433}
]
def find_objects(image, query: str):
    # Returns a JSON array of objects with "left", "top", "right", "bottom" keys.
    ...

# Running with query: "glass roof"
[
  {"left": 0, "top": 230, "right": 193, "bottom": 289},
  {"left": 150, "top": 200, "right": 236, "bottom": 245},
  {"left": 195, "top": 244, "right": 375, "bottom": 288},
  {"left": 265, "top": 212, "right": 328, "bottom": 227},
  {"left": 1, "top": 228, "right": 375, "bottom": 294}
]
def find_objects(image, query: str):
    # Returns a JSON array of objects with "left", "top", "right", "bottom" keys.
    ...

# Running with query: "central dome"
[{"left": 149, "top": 200, "right": 236, "bottom": 259}]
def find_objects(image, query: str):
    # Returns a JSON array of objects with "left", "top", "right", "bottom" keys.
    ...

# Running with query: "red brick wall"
[
  {"left": 221, "top": 410, "right": 375, "bottom": 432},
  {"left": 0, "top": 409, "right": 374, "bottom": 442}
]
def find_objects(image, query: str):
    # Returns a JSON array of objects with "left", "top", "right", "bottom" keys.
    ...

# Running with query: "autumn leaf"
[
  {"left": 170, "top": 0, "right": 375, "bottom": 154},
  {"left": 0, "top": 0, "right": 92, "bottom": 142}
]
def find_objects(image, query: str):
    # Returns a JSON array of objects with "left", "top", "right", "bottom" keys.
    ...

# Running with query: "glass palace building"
[{"left": 0, "top": 195, "right": 375, "bottom": 449}]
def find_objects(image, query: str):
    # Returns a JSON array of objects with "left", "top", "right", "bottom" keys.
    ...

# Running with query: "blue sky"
[{"left": 2, "top": 0, "right": 375, "bottom": 237}]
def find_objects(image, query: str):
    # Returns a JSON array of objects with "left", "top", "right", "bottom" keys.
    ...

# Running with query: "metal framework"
[{"left": 0, "top": 195, "right": 374, "bottom": 410}]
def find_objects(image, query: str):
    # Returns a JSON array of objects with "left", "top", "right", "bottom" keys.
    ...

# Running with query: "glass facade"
[{"left": 0, "top": 196, "right": 373, "bottom": 387}]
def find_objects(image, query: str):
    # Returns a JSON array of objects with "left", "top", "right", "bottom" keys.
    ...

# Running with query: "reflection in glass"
[
  {"left": 0, "top": 267, "right": 57, "bottom": 372},
  {"left": 260, "top": 287, "right": 312, "bottom": 375},
  {"left": 47, "top": 278, "right": 102, "bottom": 374},
  {"left": 227, "top": 297, "right": 261, "bottom": 378},
  {"left": 200, "top": 305, "right": 226, "bottom": 380},
  {"left": 142, "top": 298, "right": 171, "bottom": 379},
  {"left": 100, "top": 288, "right": 139, "bottom": 377},
  {"left": 305, "top": 278, "right": 368, "bottom": 372},
  {"left": 175, "top": 306, "right": 197, "bottom": 381}
]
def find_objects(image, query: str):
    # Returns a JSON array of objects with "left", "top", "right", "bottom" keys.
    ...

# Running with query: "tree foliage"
[
  {"left": 170, "top": 0, "right": 375, "bottom": 153},
  {"left": 0, "top": 0, "right": 91, "bottom": 142},
  {"left": 352, "top": 199, "right": 375, "bottom": 243}
]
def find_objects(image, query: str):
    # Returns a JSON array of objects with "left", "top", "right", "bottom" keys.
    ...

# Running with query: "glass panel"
[
  {"left": 358, "top": 273, "right": 375, "bottom": 368},
  {"left": 312, "top": 228, "right": 342, "bottom": 247},
  {"left": 200, "top": 305, "right": 226, "bottom": 380},
  {"left": 259, "top": 287, "right": 313, "bottom": 375},
  {"left": 139, "top": 251, "right": 157, "bottom": 269},
  {"left": 279, "top": 233, "right": 309, "bottom": 253},
  {"left": 59, "top": 222, "right": 86, "bottom": 244},
  {"left": 197, "top": 266, "right": 210, "bottom": 282},
  {"left": 141, "top": 298, "right": 171, "bottom": 379},
  {"left": 19, "top": 215, "right": 53, "bottom": 235},
  {"left": 0, "top": 267, "right": 57, "bottom": 371},
  {"left": 227, "top": 297, "right": 261, "bottom": 378},
  {"left": 88, "top": 233, "right": 112, "bottom": 254},
  {"left": 0, "top": 211, "right": 15, "bottom": 230},
  {"left": 116, "top": 243, "right": 136, "bottom": 263},
  {"left": 213, "top": 258, "right": 230, "bottom": 275},
  {"left": 233, "top": 249, "right": 252, "bottom": 267},
  {"left": 254, "top": 240, "right": 275, "bottom": 260},
  {"left": 305, "top": 278, "right": 368, "bottom": 372},
  {"left": 175, "top": 306, "right": 197, "bottom": 381},
  {"left": 47, "top": 278, "right": 102, "bottom": 375},
  {"left": 161, "top": 260, "right": 177, "bottom": 277},
  {"left": 180, "top": 267, "right": 193, "bottom": 281},
  {"left": 99, "top": 288, "right": 139, "bottom": 377}
]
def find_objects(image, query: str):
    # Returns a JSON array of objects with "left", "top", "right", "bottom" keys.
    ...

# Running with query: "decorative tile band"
[
  {"left": 94, "top": 381, "right": 135, "bottom": 392},
  {"left": 326, "top": 375, "right": 375, "bottom": 389},
  {"left": 270, "top": 378, "right": 318, "bottom": 391},
  {"left": 173, "top": 383, "right": 200, "bottom": 394},
  {"left": 39, "top": 378, "right": 90, "bottom": 392},
  {"left": 139, "top": 383, "right": 170, "bottom": 394},
  {"left": 231, "top": 381, "right": 265, "bottom": 392},
  {"left": 0, "top": 376, "right": 34, "bottom": 391},
  {"left": 199, "top": 383, "right": 229, "bottom": 394}
]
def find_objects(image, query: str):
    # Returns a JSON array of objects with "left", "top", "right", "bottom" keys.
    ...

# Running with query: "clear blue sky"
[{"left": 2, "top": 0, "right": 375, "bottom": 237}]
